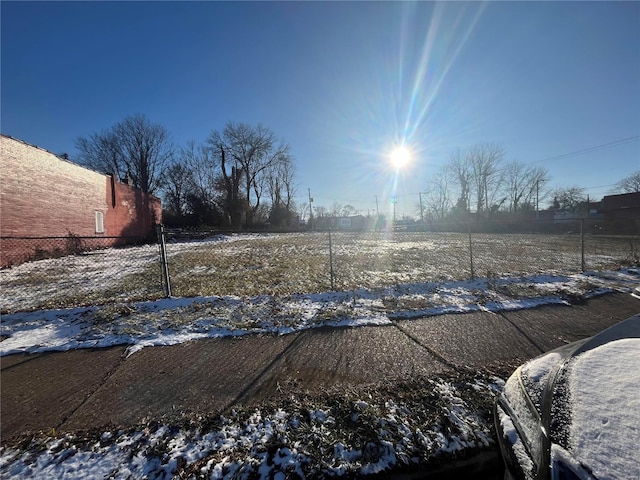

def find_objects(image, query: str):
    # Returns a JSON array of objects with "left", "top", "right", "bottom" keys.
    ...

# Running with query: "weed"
[{"left": 65, "top": 231, "right": 85, "bottom": 256}]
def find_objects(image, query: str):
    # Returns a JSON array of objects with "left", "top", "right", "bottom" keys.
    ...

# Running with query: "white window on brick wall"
[{"left": 95, "top": 211, "right": 105, "bottom": 234}]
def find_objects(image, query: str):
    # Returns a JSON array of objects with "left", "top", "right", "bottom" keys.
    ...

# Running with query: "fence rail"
[{"left": 1, "top": 219, "right": 638, "bottom": 314}]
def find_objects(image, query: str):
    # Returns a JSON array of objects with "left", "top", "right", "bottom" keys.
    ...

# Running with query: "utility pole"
[
  {"left": 586, "top": 194, "right": 590, "bottom": 218},
  {"left": 308, "top": 188, "right": 314, "bottom": 229},
  {"left": 419, "top": 192, "right": 425, "bottom": 223},
  {"left": 391, "top": 196, "right": 397, "bottom": 223},
  {"left": 375, "top": 195, "right": 379, "bottom": 217},
  {"left": 536, "top": 180, "right": 539, "bottom": 220}
]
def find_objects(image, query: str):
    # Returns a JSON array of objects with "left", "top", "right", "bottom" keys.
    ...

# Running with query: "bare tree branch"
[
  {"left": 467, "top": 143, "right": 504, "bottom": 213},
  {"left": 212, "top": 122, "right": 293, "bottom": 226},
  {"left": 612, "top": 170, "right": 640, "bottom": 194},
  {"left": 75, "top": 114, "right": 173, "bottom": 194}
]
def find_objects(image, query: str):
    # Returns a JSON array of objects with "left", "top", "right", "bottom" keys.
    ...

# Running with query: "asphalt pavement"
[{"left": 2, "top": 292, "right": 638, "bottom": 443}]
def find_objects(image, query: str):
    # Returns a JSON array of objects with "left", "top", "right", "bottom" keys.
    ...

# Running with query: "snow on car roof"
[{"left": 567, "top": 338, "right": 640, "bottom": 479}]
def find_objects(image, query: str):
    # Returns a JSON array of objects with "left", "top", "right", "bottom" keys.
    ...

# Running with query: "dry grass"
[
  {"left": 167, "top": 234, "right": 333, "bottom": 297},
  {"left": 1, "top": 232, "right": 638, "bottom": 313},
  {"left": 166, "top": 232, "right": 639, "bottom": 298}
]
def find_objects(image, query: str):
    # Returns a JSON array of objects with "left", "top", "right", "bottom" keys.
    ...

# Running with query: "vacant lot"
[
  {"left": 0, "top": 231, "right": 637, "bottom": 313},
  {"left": 166, "top": 231, "right": 637, "bottom": 295}
]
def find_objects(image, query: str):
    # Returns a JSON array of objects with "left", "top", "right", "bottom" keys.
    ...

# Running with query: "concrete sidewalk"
[{"left": 2, "top": 293, "right": 638, "bottom": 442}]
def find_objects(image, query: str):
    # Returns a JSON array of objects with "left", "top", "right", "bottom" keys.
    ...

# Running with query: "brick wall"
[
  {"left": 106, "top": 177, "right": 162, "bottom": 238},
  {"left": 602, "top": 192, "right": 640, "bottom": 219},
  {"left": 1, "top": 135, "right": 162, "bottom": 266},
  {"left": 1, "top": 135, "right": 108, "bottom": 238}
]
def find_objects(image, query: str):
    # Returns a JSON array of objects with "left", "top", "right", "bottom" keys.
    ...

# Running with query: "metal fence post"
[
  {"left": 581, "top": 218, "right": 585, "bottom": 272},
  {"left": 328, "top": 228, "right": 335, "bottom": 290},
  {"left": 468, "top": 222, "right": 475, "bottom": 279},
  {"left": 156, "top": 224, "right": 172, "bottom": 297}
]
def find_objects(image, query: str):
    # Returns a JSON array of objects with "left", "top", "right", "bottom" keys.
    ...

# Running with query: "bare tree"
[
  {"left": 526, "top": 166, "right": 550, "bottom": 212},
  {"left": 504, "top": 162, "right": 550, "bottom": 213},
  {"left": 207, "top": 131, "right": 246, "bottom": 227},
  {"left": 341, "top": 204, "right": 357, "bottom": 216},
  {"left": 160, "top": 162, "right": 192, "bottom": 216},
  {"left": 423, "top": 169, "right": 453, "bottom": 220},
  {"left": 467, "top": 143, "right": 505, "bottom": 214},
  {"left": 267, "top": 154, "right": 297, "bottom": 226},
  {"left": 298, "top": 202, "right": 310, "bottom": 222},
  {"left": 279, "top": 156, "right": 297, "bottom": 212},
  {"left": 116, "top": 115, "right": 173, "bottom": 194},
  {"left": 224, "top": 122, "right": 290, "bottom": 226},
  {"left": 447, "top": 149, "right": 472, "bottom": 212},
  {"left": 175, "top": 140, "right": 230, "bottom": 225},
  {"left": 75, "top": 129, "right": 123, "bottom": 179},
  {"left": 329, "top": 202, "right": 343, "bottom": 217},
  {"left": 179, "top": 141, "right": 218, "bottom": 211},
  {"left": 315, "top": 206, "right": 328, "bottom": 217},
  {"left": 75, "top": 114, "right": 173, "bottom": 194},
  {"left": 552, "top": 186, "right": 586, "bottom": 212},
  {"left": 207, "top": 123, "right": 291, "bottom": 226},
  {"left": 612, "top": 170, "right": 640, "bottom": 194}
]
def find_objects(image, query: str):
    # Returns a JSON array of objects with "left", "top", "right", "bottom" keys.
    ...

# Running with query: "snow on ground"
[
  {"left": 1, "top": 269, "right": 638, "bottom": 357},
  {"left": 0, "top": 374, "right": 505, "bottom": 479},
  {"left": 0, "top": 234, "right": 260, "bottom": 312},
  {"left": 3, "top": 231, "right": 637, "bottom": 313},
  {"left": 1, "top": 239, "right": 638, "bottom": 478},
  {"left": 0, "top": 243, "right": 162, "bottom": 310}
]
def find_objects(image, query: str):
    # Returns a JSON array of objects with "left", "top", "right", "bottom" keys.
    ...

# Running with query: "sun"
[{"left": 390, "top": 146, "right": 411, "bottom": 169}]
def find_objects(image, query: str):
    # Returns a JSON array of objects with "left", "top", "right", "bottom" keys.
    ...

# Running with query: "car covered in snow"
[{"left": 494, "top": 314, "right": 640, "bottom": 480}]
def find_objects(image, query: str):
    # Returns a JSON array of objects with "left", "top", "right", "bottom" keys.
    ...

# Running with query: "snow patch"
[{"left": 2, "top": 270, "right": 637, "bottom": 357}]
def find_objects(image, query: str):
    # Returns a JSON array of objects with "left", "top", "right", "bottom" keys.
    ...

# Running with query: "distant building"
[
  {"left": 601, "top": 192, "right": 640, "bottom": 221},
  {"left": 553, "top": 211, "right": 583, "bottom": 222},
  {"left": 0, "top": 134, "right": 162, "bottom": 266},
  {"left": 314, "top": 215, "right": 368, "bottom": 230}
]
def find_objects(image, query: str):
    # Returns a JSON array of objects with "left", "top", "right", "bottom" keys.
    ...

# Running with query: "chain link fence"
[
  {"left": 1, "top": 219, "right": 638, "bottom": 313},
  {"left": 0, "top": 234, "right": 164, "bottom": 313},
  {"left": 162, "top": 220, "right": 639, "bottom": 298}
]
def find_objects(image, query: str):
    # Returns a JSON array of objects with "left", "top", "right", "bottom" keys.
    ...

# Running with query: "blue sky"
[{"left": 2, "top": 1, "right": 639, "bottom": 217}]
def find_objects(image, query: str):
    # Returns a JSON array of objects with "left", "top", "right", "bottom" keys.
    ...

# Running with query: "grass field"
[
  {"left": 166, "top": 231, "right": 638, "bottom": 296},
  {"left": 1, "top": 231, "right": 638, "bottom": 313}
]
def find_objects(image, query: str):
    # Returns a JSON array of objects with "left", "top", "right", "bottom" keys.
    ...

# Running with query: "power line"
[
  {"left": 526, "top": 135, "right": 639, "bottom": 165},
  {"left": 300, "top": 136, "right": 639, "bottom": 208},
  {"left": 582, "top": 183, "right": 618, "bottom": 190},
  {"left": 423, "top": 135, "right": 639, "bottom": 184}
]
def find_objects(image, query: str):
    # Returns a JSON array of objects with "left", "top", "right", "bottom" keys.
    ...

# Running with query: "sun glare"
[{"left": 390, "top": 146, "right": 411, "bottom": 169}]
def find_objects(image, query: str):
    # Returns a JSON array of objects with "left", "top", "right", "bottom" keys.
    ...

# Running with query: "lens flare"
[{"left": 390, "top": 146, "right": 411, "bottom": 169}]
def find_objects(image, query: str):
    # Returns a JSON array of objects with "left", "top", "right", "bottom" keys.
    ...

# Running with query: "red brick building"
[
  {"left": 600, "top": 192, "right": 640, "bottom": 234},
  {"left": 601, "top": 192, "right": 640, "bottom": 220},
  {"left": 0, "top": 134, "right": 162, "bottom": 266}
]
